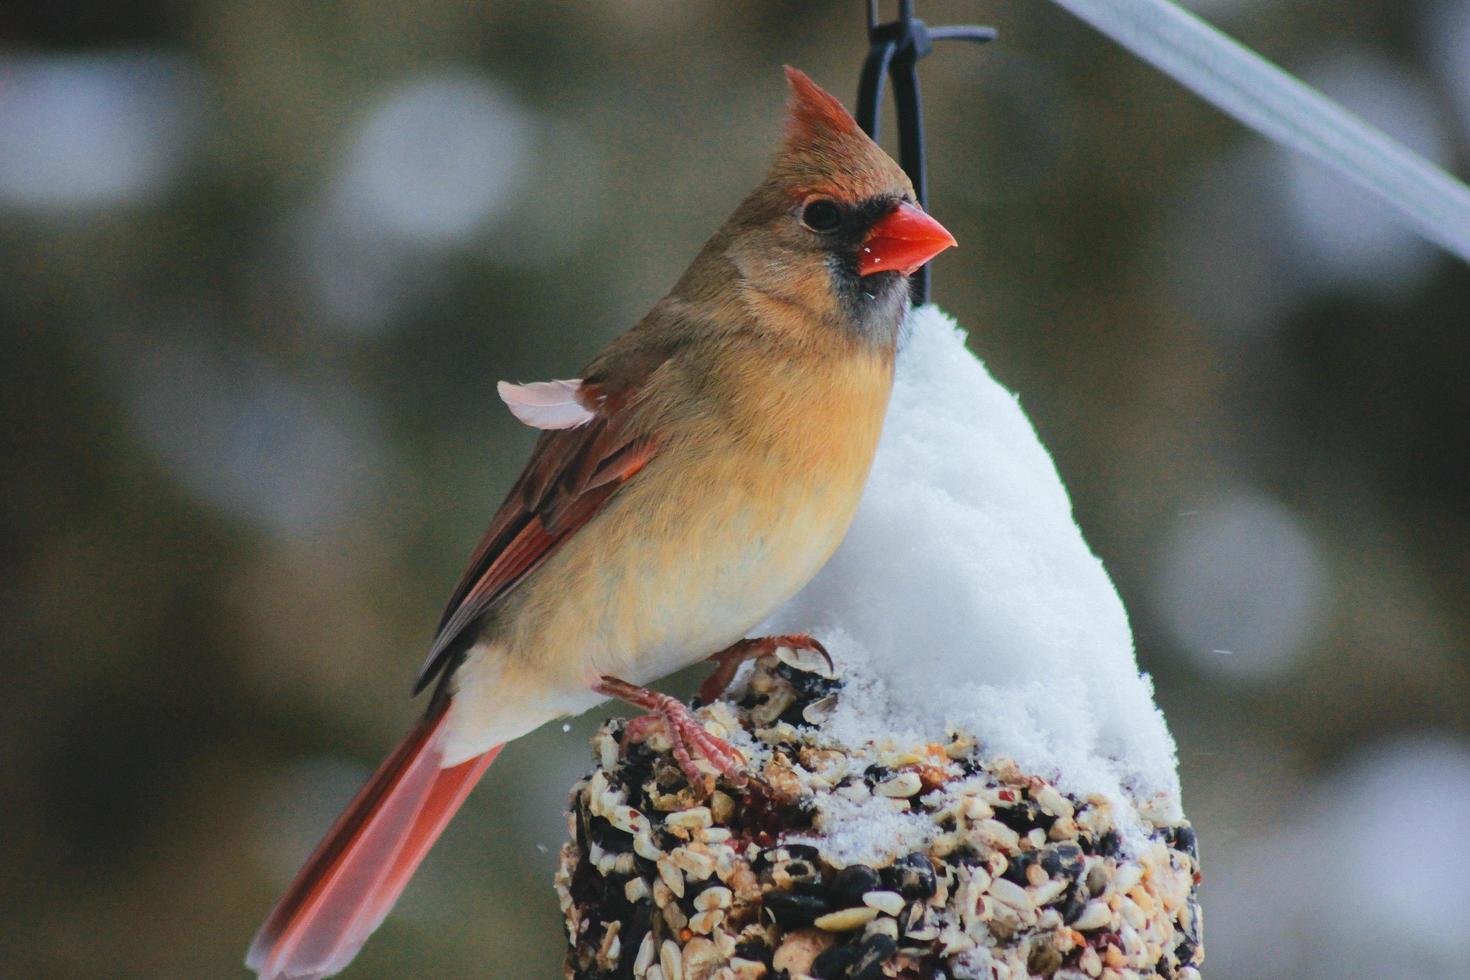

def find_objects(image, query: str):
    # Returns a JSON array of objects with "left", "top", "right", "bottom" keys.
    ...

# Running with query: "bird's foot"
[
  {"left": 596, "top": 676, "right": 748, "bottom": 791},
  {"left": 697, "top": 633, "right": 833, "bottom": 703}
]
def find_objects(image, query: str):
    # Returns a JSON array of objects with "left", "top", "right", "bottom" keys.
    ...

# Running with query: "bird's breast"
[{"left": 500, "top": 347, "right": 894, "bottom": 686}]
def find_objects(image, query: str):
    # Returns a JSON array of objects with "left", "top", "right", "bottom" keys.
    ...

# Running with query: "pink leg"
[
  {"left": 596, "top": 676, "right": 748, "bottom": 789},
  {"left": 697, "top": 633, "right": 833, "bottom": 704}
]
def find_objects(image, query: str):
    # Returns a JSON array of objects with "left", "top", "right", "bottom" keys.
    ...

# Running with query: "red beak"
[{"left": 858, "top": 201, "right": 957, "bottom": 277}]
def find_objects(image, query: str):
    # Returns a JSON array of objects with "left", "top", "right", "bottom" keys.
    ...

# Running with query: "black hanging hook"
[{"left": 857, "top": 1, "right": 995, "bottom": 305}]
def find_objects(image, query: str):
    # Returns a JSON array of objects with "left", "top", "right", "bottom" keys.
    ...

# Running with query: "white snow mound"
[{"left": 764, "top": 305, "right": 1182, "bottom": 834}]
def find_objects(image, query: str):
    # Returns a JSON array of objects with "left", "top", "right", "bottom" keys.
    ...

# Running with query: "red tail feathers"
[{"left": 246, "top": 703, "right": 501, "bottom": 980}]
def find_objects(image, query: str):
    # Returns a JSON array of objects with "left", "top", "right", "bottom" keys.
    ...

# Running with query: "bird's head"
[{"left": 718, "top": 67, "right": 956, "bottom": 345}]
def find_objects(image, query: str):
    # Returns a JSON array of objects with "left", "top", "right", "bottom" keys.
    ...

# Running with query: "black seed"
[
  {"left": 1180, "top": 901, "right": 1203, "bottom": 944},
  {"left": 762, "top": 889, "right": 832, "bottom": 929},
  {"left": 734, "top": 939, "right": 773, "bottom": 966},
  {"left": 849, "top": 934, "right": 898, "bottom": 980},
  {"left": 568, "top": 858, "right": 632, "bottom": 923},
  {"left": 1091, "top": 830, "right": 1121, "bottom": 857},
  {"left": 811, "top": 943, "right": 861, "bottom": 978},
  {"left": 585, "top": 815, "right": 633, "bottom": 853},
  {"left": 882, "top": 853, "right": 936, "bottom": 900},
  {"left": 615, "top": 739, "right": 658, "bottom": 791},
  {"left": 789, "top": 878, "right": 830, "bottom": 898},
  {"left": 832, "top": 864, "right": 882, "bottom": 905},
  {"left": 574, "top": 804, "right": 590, "bottom": 854},
  {"left": 774, "top": 661, "right": 841, "bottom": 701},
  {"left": 784, "top": 858, "right": 823, "bottom": 888},
  {"left": 1171, "top": 824, "right": 1198, "bottom": 861},
  {"left": 755, "top": 842, "right": 822, "bottom": 873},
  {"left": 1058, "top": 884, "right": 1086, "bottom": 925},
  {"left": 993, "top": 801, "right": 1055, "bottom": 835},
  {"left": 619, "top": 903, "right": 651, "bottom": 975},
  {"left": 780, "top": 843, "right": 822, "bottom": 863},
  {"left": 1040, "top": 842, "right": 1084, "bottom": 877},
  {"left": 778, "top": 701, "right": 812, "bottom": 728},
  {"left": 863, "top": 764, "right": 894, "bottom": 785},
  {"left": 1001, "top": 851, "right": 1035, "bottom": 887}
]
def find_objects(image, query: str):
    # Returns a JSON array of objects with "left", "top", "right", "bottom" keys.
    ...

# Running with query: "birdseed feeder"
[{"left": 556, "top": 654, "right": 1202, "bottom": 980}]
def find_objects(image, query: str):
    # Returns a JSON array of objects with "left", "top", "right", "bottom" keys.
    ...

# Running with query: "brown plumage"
[{"left": 247, "top": 67, "right": 954, "bottom": 980}]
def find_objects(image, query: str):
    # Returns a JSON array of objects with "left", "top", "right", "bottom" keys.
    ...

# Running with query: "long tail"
[{"left": 246, "top": 700, "right": 501, "bottom": 980}]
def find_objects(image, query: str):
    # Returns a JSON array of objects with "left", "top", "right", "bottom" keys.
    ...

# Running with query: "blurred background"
[{"left": 2, "top": 0, "right": 1467, "bottom": 976}]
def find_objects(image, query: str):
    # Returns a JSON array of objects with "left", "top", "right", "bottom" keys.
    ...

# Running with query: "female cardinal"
[{"left": 246, "top": 67, "right": 955, "bottom": 979}]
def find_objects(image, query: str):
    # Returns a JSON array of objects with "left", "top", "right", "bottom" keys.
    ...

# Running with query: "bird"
[{"left": 246, "top": 66, "right": 955, "bottom": 980}]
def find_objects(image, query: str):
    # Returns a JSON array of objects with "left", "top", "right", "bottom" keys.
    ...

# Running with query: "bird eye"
[{"left": 800, "top": 199, "right": 842, "bottom": 232}]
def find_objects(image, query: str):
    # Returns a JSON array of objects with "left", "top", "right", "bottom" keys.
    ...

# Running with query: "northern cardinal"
[{"left": 246, "top": 67, "right": 955, "bottom": 979}]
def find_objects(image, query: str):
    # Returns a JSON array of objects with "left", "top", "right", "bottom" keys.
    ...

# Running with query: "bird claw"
[
  {"left": 595, "top": 634, "right": 834, "bottom": 790},
  {"left": 596, "top": 676, "right": 748, "bottom": 791},
  {"left": 697, "top": 633, "right": 834, "bottom": 704}
]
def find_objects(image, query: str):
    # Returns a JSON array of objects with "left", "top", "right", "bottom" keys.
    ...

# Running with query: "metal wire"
[
  {"left": 857, "top": 2, "right": 995, "bottom": 305},
  {"left": 1050, "top": 0, "right": 1470, "bottom": 264}
]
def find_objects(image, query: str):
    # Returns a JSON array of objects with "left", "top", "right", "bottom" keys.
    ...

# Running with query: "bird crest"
[
  {"left": 776, "top": 67, "right": 912, "bottom": 206},
  {"left": 784, "top": 65, "right": 862, "bottom": 144}
]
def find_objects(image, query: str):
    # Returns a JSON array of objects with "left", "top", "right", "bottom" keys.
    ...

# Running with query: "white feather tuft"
[{"left": 497, "top": 379, "right": 595, "bottom": 429}]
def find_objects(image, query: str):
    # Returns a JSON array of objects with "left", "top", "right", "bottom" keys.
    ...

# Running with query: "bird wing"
[{"left": 414, "top": 368, "right": 664, "bottom": 694}]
